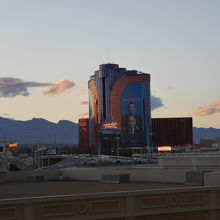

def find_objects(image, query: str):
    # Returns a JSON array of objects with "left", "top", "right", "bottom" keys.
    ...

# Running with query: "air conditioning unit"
[
  {"left": 101, "top": 174, "right": 130, "bottom": 184},
  {"left": 28, "top": 175, "right": 45, "bottom": 182},
  {"left": 185, "top": 170, "right": 212, "bottom": 185}
]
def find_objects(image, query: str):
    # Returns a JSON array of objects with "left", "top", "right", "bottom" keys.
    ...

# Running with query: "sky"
[{"left": 0, "top": 0, "right": 219, "bottom": 128}]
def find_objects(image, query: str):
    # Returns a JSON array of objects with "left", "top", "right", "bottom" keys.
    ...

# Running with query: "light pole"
[
  {"left": 98, "top": 131, "right": 101, "bottom": 162},
  {"left": 116, "top": 129, "right": 120, "bottom": 156},
  {"left": 78, "top": 150, "right": 81, "bottom": 167},
  {"left": 149, "top": 132, "right": 154, "bottom": 163}
]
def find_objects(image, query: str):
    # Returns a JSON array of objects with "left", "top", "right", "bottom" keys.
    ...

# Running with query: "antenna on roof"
[{"left": 107, "top": 50, "right": 110, "bottom": 63}]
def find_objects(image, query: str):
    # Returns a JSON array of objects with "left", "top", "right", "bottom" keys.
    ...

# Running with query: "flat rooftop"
[{"left": 0, "top": 181, "right": 190, "bottom": 200}]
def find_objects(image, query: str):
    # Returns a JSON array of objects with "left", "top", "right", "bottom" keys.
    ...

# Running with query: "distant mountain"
[
  {"left": 0, "top": 117, "right": 78, "bottom": 144},
  {"left": 193, "top": 127, "right": 220, "bottom": 144},
  {"left": 0, "top": 117, "right": 220, "bottom": 145}
]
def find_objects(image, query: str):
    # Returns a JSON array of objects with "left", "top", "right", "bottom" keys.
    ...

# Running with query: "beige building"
[{"left": 2, "top": 155, "right": 220, "bottom": 219}]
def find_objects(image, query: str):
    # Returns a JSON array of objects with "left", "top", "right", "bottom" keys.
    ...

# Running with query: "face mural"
[{"left": 121, "top": 82, "right": 150, "bottom": 148}]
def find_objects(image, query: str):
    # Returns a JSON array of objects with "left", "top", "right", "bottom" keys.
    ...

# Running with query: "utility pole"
[{"left": 116, "top": 130, "right": 119, "bottom": 156}]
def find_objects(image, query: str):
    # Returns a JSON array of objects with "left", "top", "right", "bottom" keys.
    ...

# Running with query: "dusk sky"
[{"left": 0, "top": 0, "right": 219, "bottom": 128}]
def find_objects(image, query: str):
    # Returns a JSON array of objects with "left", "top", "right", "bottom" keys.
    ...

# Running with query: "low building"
[
  {"left": 79, "top": 118, "right": 90, "bottom": 151},
  {"left": 200, "top": 137, "right": 220, "bottom": 149},
  {"left": 0, "top": 141, "right": 19, "bottom": 155},
  {"left": 152, "top": 117, "right": 193, "bottom": 148},
  {"left": 0, "top": 142, "right": 6, "bottom": 154}
]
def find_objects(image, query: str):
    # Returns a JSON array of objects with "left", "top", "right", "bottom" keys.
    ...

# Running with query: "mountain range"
[
  {"left": 0, "top": 117, "right": 78, "bottom": 145},
  {"left": 0, "top": 117, "right": 220, "bottom": 145},
  {"left": 193, "top": 127, "right": 220, "bottom": 144}
]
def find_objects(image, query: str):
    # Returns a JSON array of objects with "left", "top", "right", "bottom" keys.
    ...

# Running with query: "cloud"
[
  {"left": 79, "top": 101, "right": 88, "bottom": 105},
  {"left": 2, "top": 113, "right": 9, "bottom": 116},
  {"left": 151, "top": 95, "right": 164, "bottom": 111},
  {"left": 80, "top": 88, "right": 88, "bottom": 94},
  {"left": 0, "top": 77, "right": 51, "bottom": 97},
  {"left": 194, "top": 98, "right": 220, "bottom": 116},
  {"left": 43, "top": 79, "right": 75, "bottom": 96},
  {"left": 79, "top": 112, "right": 89, "bottom": 117},
  {"left": 0, "top": 113, "right": 9, "bottom": 118}
]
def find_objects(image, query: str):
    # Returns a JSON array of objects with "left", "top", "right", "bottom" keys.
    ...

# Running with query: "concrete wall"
[
  {"left": 61, "top": 167, "right": 186, "bottom": 183},
  {"left": 158, "top": 155, "right": 220, "bottom": 170},
  {"left": 1, "top": 185, "right": 220, "bottom": 220},
  {"left": 0, "top": 158, "right": 7, "bottom": 171},
  {"left": 159, "top": 155, "right": 220, "bottom": 165},
  {"left": 204, "top": 172, "right": 220, "bottom": 186},
  {"left": 0, "top": 171, "right": 6, "bottom": 183},
  {"left": 130, "top": 168, "right": 186, "bottom": 183},
  {"left": 6, "top": 170, "right": 60, "bottom": 182}
]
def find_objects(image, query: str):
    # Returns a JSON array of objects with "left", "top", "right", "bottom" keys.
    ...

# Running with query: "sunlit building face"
[
  {"left": 88, "top": 63, "right": 151, "bottom": 149},
  {"left": 81, "top": 63, "right": 193, "bottom": 152}
]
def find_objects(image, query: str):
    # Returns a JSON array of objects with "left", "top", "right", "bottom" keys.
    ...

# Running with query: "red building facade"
[
  {"left": 79, "top": 118, "right": 89, "bottom": 151},
  {"left": 152, "top": 117, "right": 193, "bottom": 147}
]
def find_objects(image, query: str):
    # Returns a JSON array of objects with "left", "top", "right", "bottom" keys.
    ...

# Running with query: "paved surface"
[{"left": 0, "top": 181, "right": 190, "bottom": 199}]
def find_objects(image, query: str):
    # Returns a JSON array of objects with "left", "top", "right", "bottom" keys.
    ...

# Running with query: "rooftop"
[{"left": 0, "top": 181, "right": 189, "bottom": 200}]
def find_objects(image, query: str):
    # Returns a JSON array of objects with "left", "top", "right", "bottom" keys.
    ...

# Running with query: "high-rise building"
[{"left": 88, "top": 63, "right": 151, "bottom": 151}]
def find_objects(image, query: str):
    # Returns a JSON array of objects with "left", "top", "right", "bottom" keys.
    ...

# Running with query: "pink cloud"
[
  {"left": 79, "top": 101, "right": 88, "bottom": 105},
  {"left": 44, "top": 79, "right": 75, "bottom": 96},
  {"left": 80, "top": 88, "right": 88, "bottom": 94},
  {"left": 194, "top": 98, "right": 220, "bottom": 116}
]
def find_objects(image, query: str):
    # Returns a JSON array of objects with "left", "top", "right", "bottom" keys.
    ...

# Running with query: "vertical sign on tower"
[{"left": 121, "top": 82, "right": 146, "bottom": 147}]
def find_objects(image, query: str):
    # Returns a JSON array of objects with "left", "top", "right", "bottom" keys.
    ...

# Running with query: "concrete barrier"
[
  {"left": 101, "top": 174, "right": 130, "bottom": 183},
  {"left": 204, "top": 172, "right": 220, "bottom": 186},
  {"left": 61, "top": 168, "right": 100, "bottom": 181},
  {"left": 130, "top": 168, "right": 186, "bottom": 183},
  {"left": 0, "top": 157, "right": 7, "bottom": 171},
  {"left": 0, "top": 171, "right": 7, "bottom": 184},
  {"left": 7, "top": 170, "right": 60, "bottom": 182},
  {"left": 61, "top": 167, "right": 186, "bottom": 183}
]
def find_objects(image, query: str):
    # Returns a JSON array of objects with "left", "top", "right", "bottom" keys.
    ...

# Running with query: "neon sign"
[
  {"left": 158, "top": 146, "right": 171, "bottom": 152},
  {"left": 8, "top": 142, "right": 18, "bottom": 148},
  {"left": 102, "top": 122, "right": 118, "bottom": 130}
]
